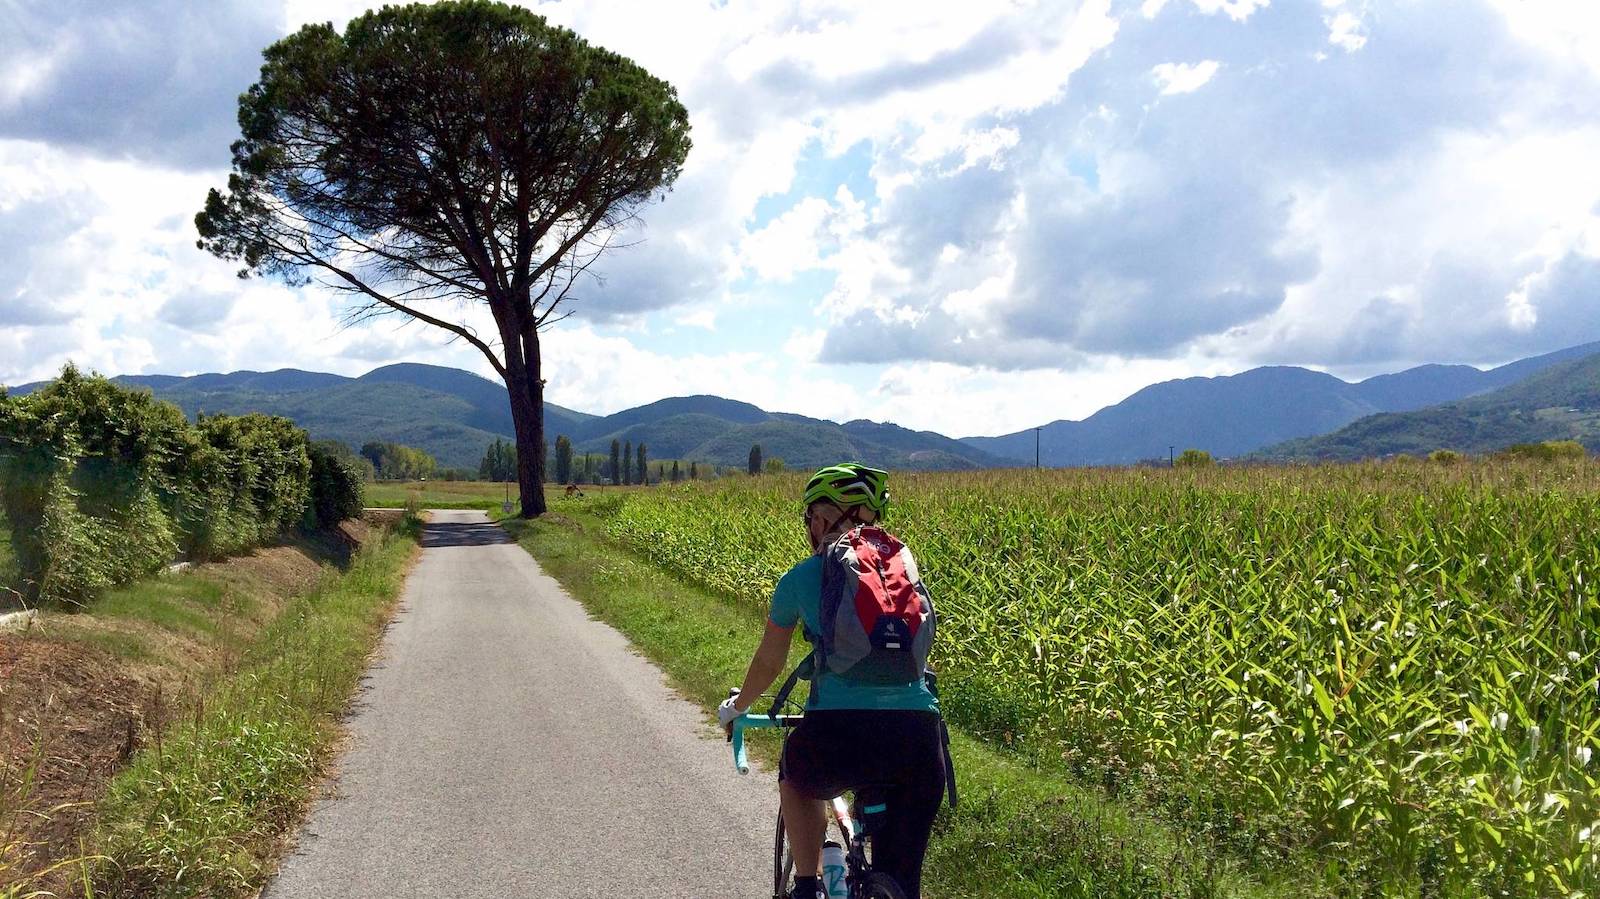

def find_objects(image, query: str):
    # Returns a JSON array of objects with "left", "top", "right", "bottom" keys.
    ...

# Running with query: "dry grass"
[{"left": 0, "top": 521, "right": 390, "bottom": 897}]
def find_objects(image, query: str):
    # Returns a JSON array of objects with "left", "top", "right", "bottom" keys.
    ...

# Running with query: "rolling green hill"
[
  {"left": 9, "top": 365, "right": 589, "bottom": 471},
  {"left": 574, "top": 412, "right": 737, "bottom": 459},
  {"left": 5, "top": 367, "right": 1006, "bottom": 472},
  {"left": 570, "top": 404, "right": 1011, "bottom": 470},
  {"left": 964, "top": 341, "right": 1600, "bottom": 465},
  {"left": 11, "top": 344, "right": 1598, "bottom": 471},
  {"left": 133, "top": 381, "right": 517, "bottom": 471},
  {"left": 1265, "top": 351, "right": 1600, "bottom": 459}
]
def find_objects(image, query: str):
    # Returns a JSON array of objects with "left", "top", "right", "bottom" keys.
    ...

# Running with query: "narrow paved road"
[{"left": 264, "top": 510, "right": 774, "bottom": 898}]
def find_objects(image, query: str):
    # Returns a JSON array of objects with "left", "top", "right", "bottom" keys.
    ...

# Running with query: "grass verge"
[
  {"left": 364, "top": 479, "right": 512, "bottom": 511},
  {"left": 504, "top": 504, "right": 1327, "bottom": 899},
  {"left": 43, "top": 518, "right": 419, "bottom": 899},
  {"left": 0, "top": 512, "right": 16, "bottom": 606}
]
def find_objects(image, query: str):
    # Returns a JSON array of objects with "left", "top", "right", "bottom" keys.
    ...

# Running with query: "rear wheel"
[
  {"left": 773, "top": 809, "right": 795, "bottom": 898},
  {"left": 856, "top": 871, "right": 908, "bottom": 899}
]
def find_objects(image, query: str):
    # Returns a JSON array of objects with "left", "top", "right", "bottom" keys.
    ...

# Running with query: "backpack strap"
[
  {"left": 924, "top": 669, "right": 958, "bottom": 810},
  {"left": 940, "top": 717, "right": 958, "bottom": 809},
  {"left": 766, "top": 651, "right": 816, "bottom": 717},
  {"left": 816, "top": 528, "right": 859, "bottom": 675}
]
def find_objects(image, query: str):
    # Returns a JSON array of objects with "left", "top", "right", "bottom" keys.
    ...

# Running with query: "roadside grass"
[
  {"left": 36, "top": 530, "right": 353, "bottom": 674},
  {"left": 88, "top": 517, "right": 419, "bottom": 898},
  {"left": 89, "top": 576, "right": 228, "bottom": 643},
  {"left": 0, "top": 511, "right": 17, "bottom": 607},
  {"left": 0, "top": 516, "right": 419, "bottom": 899},
  {"left": 504, "top": 502, "right": 1327, "bottom": 899}
]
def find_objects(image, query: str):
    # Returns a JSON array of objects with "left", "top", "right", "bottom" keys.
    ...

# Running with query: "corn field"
[{"left": 598, "top": 461, "right": 1600, "bottom": 897}]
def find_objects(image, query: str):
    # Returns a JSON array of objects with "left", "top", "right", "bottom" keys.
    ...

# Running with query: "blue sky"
[{"left": 3, "top": 0, "right": 1600, "bottom": 437}]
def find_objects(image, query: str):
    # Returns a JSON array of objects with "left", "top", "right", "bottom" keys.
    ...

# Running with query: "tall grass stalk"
[{"left": 0, "top": 676, "right": 101, "bottom": 898}]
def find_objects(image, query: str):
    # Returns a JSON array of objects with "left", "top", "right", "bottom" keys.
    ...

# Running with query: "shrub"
[
  {"left": 0, "top": 367, "right": 318, "bottom": 605},
  {"left": 307, "top": 443, "right": 365, "bottom": 527},
  {"left": 1428, "top": 449, "right": 1463, "bottom": 465},
  {"left": 192, "top": 413, "right": 311, "bottom": 556},
  {"left": 0, "top": 367, "right": 185, "bottom": 604},
  {"left": 1174, "top": 448, "right": 1214, "bottom": 467},
  {"left": 1498, "top": 440, "right": 1588, "bottom": 461}
]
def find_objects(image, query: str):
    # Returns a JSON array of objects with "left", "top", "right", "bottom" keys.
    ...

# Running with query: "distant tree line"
[
  {"left": 312, "top": 439, "right": 376, "bottom": 481},
  {"left": 425, "top": 433, "right": 782, "bottom": 486},
  {"left": 479, "top": 439, "right": 518, "bottom": 481},
  {"left": 523, "top": 433, "right": 747, "bottom": 486},
  {"left": 361, "top": 441, "right": 437, "bottom": 480}
]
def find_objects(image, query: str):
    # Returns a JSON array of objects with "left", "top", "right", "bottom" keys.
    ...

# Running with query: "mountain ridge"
[
  {"left": 2, "top": 364, "right": 1008, "bottom": 472},
  {"left": 1264, "top": 351, "right": 1600, "bottom": 459},
  {"left": 7, "top": 340, "right": 1597, "bottom": 470},
  {"left": 960, "top": 341, "right": 1600, "bottom": 465}
]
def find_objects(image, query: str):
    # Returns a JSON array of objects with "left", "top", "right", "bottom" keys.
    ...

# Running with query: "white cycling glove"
[{"left": 718, "top": 693, "right": 745, "bottom": 731}]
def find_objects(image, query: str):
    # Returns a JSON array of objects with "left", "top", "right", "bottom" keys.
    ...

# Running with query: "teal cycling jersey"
[{"left": 768, "top": 554, "right": 940, "bottom": 713}]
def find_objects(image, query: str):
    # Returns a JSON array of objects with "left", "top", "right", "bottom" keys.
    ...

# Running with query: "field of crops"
[{"left": 602, "top": 462, "right": 1600, "bottom": 897}]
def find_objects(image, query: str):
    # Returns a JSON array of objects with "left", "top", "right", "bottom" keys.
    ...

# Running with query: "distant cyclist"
[{"left": 720, "top": 463, "right": 946, "bottom": 899}]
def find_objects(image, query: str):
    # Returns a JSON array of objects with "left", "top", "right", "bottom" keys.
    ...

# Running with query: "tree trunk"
[{"left": 504, "top": 333, "right": 547, "bottom": 518}]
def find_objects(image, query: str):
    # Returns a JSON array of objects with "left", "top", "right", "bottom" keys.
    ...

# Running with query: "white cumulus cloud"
[{"left": 1151, "top": 60, "right": 1222, "bottom": 95}]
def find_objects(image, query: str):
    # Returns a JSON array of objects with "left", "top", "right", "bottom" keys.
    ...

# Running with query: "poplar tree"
[{"left": 554, "top": 435, "right": 573, "bottom": 484}]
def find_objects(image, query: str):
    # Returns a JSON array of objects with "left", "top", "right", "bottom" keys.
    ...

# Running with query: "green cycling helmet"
[{"left": 803, "top": 462, "right": 890, "bottom": 516}]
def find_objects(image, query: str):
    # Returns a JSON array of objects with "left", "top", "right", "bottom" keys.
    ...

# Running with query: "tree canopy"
[
  {"left": 479, "top": 438, "right": 517, "bottom": 481},
  {"left": 195, "top": 0, "right": 690, "bottom": 516},
  {"left": 361, "top": 441, "right": 437, "bottom": 480}
]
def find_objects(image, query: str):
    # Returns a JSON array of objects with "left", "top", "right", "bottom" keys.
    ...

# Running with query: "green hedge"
[
  {"left": 0, "top": 366, "right": 362, "bottom": 606},
  {"left": 307, "top": 442, "right": 365, "bottom": 528}
]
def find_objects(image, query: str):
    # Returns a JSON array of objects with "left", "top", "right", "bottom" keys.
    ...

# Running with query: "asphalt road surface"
[{"left": 264, "top": 510, "right": 774, "bottom": 898}]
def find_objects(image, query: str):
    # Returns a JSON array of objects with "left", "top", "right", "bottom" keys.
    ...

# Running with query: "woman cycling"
[{"left": 719, "top": 463, "right": 945, "bottom": 899}]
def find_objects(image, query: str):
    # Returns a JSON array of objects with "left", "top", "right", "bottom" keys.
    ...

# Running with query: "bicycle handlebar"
[{"left": 730, "top": 714, "right": 802, "bottom": 774}]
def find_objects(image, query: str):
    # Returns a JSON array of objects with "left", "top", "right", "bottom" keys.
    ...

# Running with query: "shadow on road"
[{"left": 421, "top": 520, "right": 513, "bottom": 548}]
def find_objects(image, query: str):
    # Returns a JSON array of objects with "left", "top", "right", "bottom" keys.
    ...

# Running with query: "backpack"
[{"left": 812, "top": 525, "right": 935, "bottom": 685}]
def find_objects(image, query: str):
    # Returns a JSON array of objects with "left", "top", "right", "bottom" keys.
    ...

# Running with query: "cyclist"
[{"left": 720, "top": 463, "right": 945, "bottom": 899}]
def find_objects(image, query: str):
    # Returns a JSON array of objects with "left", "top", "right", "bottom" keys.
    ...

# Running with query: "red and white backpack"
[{"left": 813, "top": 525, "right": 935, "bottom": 685}]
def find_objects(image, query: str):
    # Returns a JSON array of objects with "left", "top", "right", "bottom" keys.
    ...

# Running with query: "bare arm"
[{"left": 733, "top": 619, "right": 795, "bottom": 716}]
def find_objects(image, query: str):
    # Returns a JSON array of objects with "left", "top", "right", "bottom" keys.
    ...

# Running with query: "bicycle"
[{"left": 730, "top": 707, "right": 909, "bottom": 899}]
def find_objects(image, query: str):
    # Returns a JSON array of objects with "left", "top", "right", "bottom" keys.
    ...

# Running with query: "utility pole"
[
  {"left": 1169, "top": 445, "right": 1175, "bottom": 467},
  {"left": 1035, "top": 427, "right": 1042, "bottom": 469}
]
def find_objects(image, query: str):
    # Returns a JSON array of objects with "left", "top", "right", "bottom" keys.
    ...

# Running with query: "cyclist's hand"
[{"left": 718, "top": 693, "right": 744, "bottom": 738}]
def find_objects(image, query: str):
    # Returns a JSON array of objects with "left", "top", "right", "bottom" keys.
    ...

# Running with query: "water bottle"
[{"left": 821, "top": 841, "right": 848, "bottom": 899}]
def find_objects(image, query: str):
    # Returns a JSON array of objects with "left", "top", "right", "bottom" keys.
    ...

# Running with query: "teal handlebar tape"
[{"left": 731, "top": 714, "right": 783, "bottom": 774}]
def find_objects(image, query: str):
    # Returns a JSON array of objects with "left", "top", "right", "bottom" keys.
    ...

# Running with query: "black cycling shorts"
[{"left": 780, "top": 709, "right": 945, "bottom": 899}]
